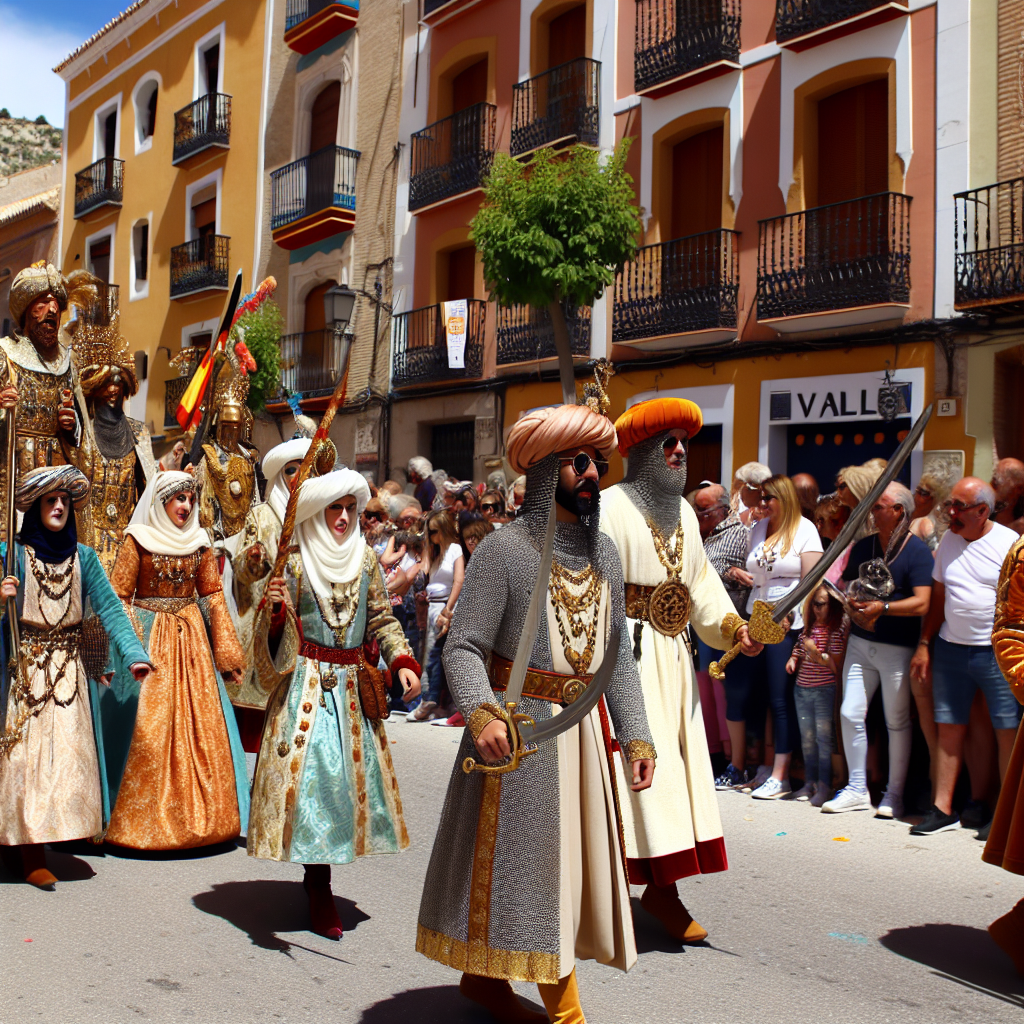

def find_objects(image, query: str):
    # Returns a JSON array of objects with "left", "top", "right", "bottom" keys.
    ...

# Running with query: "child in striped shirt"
[{"left": 786, "top": 586, "right": 848, "bottom": 807}]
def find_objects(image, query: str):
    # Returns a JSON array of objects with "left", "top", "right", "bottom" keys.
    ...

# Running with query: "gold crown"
[{"left": 72, "top": 309, "right": 138, "bottom": 399}]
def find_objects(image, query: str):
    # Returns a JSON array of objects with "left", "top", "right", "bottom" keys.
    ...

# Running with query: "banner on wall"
[{"left": 443, "top": 299, "right": 467, "bottom": 369}]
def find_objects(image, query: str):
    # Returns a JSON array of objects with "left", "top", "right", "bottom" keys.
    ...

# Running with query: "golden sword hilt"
[
  {"left": 462, "top": 701, "right": 539, "bottom": 775},
  {"left": 708, "top": 600, "right": 790, "bottom": 680}
]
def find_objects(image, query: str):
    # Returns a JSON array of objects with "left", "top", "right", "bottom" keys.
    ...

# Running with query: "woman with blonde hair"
[
  {"left": 910, "top": 462, "right": 958, "bottom": 552},
  {"left": 725, "top": 475, "right": 823, "bottom": 798},
  {"left": 409, "top": 509, "right": 464, "bottom": 722}
]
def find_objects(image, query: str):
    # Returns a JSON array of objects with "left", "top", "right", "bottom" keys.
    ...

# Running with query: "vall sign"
[
  {"left": 443, "top": 299, "right": 468, "bottom": 369},
  {"left": 769, "top": 383, "right": 911, "bottom": 424}
]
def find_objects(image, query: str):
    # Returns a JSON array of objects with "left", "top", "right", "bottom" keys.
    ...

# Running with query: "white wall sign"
[{"left": 443, "top": 299, "right": 467, "bottom": 369}]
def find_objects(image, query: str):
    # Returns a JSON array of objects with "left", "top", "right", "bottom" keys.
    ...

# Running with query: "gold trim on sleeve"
[
  {"left": 467, "top": 702, "right": 505, "bottom": 742},
  {"left": 623, "top": 739, "right": 656, "bottom": 763},
  {"left": 720, "top": 612, "right": 744, "bottom": 646}
]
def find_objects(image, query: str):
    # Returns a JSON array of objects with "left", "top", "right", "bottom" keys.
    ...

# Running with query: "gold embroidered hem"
[
  {"left": 720, "top": 612, "right": 745, "bottom": 646},
  {"left": 416, "top": 924, "right": 561, "bottom": 985},
  {"left": 468, "top": 703, "right": 504, "bottom": 743},
  {"left": 623, "top": 739, "right": 656, "bottom": 763}
]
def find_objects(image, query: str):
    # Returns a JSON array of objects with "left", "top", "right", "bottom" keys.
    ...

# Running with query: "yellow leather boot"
[{"left": 536, "top": 968, "right": 586, "bottom": 1023}]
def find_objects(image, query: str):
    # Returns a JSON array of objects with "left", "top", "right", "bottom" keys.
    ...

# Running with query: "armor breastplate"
[
  {"left": 90, "top": 449, "right": 138, "bottom": 533},
  {"left": 16, "top": 364, "right": 74, "bottom": 438},
  {"left": 200, "top": 443, "right": 255, "bottom": 538}
]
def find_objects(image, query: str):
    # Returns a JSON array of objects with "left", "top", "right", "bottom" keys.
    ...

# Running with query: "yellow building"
[{"left": 55, "top": 0, "right": 399, "bottom": 472}]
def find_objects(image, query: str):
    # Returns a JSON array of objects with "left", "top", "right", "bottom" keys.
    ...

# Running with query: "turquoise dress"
[{"left": 247, "top": 544, "right": 417, "bottom": 864}]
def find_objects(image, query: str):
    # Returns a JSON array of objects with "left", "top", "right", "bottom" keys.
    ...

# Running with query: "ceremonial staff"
[{"left": 709, "top": 403, "right": 935, "bottom": 679}]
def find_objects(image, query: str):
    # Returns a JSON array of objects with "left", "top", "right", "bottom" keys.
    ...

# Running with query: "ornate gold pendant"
[{"left": 648, "top": 578, "right": 692, "bottom": 637}]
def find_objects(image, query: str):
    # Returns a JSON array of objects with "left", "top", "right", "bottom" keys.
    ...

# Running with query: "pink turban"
[{"left": 506, "top": 405, "right": 617, "bottom": 476}]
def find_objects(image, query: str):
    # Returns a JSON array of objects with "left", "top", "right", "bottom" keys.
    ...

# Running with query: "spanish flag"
[{"left": 175, "top": 345, "right": 216, "bottom": 431}]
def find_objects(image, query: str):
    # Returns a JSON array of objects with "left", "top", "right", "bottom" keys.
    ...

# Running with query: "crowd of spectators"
[{"left": 363, "top": 449, "right": 1022, "bottom": 838}]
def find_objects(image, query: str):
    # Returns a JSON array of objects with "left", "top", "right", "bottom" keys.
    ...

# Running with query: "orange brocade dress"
[
  {"left": 103, "top": 537, "right": 248, "bottom": 850},
  {"left": 985, "top": 535, "right": 1024, "bottom": 877}
]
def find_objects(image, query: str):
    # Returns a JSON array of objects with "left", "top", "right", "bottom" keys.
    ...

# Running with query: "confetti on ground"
[
  {"left": 743, "top": 815, "right": 754, "bottom": 821},
  {"left": 24, "top": 939, "right": 32, "bottom": 943},
  {"left": 828, "top": 932, "right": 869, "bottom": 944},
  {"left": 833, "top": 837, "right": 850, "bottom": 842},
  {"left": 776, "top": 832, "right": 787, "bottom": 836}
]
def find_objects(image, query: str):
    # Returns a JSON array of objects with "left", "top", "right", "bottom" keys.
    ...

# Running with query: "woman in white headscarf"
[
  {"left": 226, "top": 437, "right": 312, "bottom": 725},
  {"left": 101, "top": 471, "right": 249, "bottom": 851},
  {"left": 247, "top": 468, "right": 421, "bottom": 941}
]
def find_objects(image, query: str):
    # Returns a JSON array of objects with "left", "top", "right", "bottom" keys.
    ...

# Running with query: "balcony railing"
[
  {"left": 286, "top": 0, "right": 352, "bottom": 30},
  {"left": 954, "top": 177, "right": 1024, "bottom": 312},
  {"left": 392, "top": 300, "right": 486, "bottom": 387},
  {"left": 271, "top": 144, "right": 359, "bottom": 230},
  {"left": 279, "top": 328, "right": 350, "bottom": 395},
  {"left": 757, "top": 192, "right": 910, "bottom": 320},
  {"left": 164, "top": 375, "right": 190, "bottom": 429},
  {"left": 511, "top": 58, "right": 600, "bottom": 158},
  {"left": 423, "top": 0, "right": 450, "bottom": 13},
  {"left": 614, "top": 229, "right": 739, "bottom": 342},
  {"left": 410, "top": 103, "right": 497, "bottom": 211},
  {"left": 635, "top": 0, "right": 740, "bottom": 93},
  {"left": 776, "top": 0, "right": 902, "bottom": 43},
  {"left": 173, "top": 93, "right": 231, "bottom": 164},
  {"left": 170, "top": 235, "right": 230, "bottom": 299},
  {"left": 496, "top": 303, "right": 590, "bottom": 365},
  {"left": 74, "top": 157, "right": 123, "bottom": 217}
]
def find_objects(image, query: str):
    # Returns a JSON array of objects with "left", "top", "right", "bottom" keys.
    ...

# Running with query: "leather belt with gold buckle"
[{"left": 489, "top": 653, "right": 591, "bottom": 705}]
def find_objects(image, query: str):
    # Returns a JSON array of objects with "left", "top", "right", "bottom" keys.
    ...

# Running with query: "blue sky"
[{"left": 0, "top": 2, "right": 132, "bottom": 126}]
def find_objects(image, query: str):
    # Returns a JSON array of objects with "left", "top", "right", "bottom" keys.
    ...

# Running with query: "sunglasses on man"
[
  {"left": 480, "top": 502, "right": 501, "bottom": 513},
  {"left": 363, "top": 512, "right": 386, "bottom": 523},
  {"left": 559, "top": 452, "right": 609, "bottom": 478}
]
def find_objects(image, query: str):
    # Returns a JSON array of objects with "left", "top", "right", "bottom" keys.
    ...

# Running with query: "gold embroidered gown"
[{"left": 102, "top": 537, "right": 249, "bottom": 850}]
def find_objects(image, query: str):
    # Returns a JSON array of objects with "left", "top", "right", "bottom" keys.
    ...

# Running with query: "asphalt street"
[{"left": 0, "top": 720, "right": 1021, "bottom": 1024}]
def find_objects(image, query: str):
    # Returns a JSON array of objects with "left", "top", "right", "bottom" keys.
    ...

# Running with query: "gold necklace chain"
[
  {"left": 549, "top": 559, "right": 601, "bottom": 675},
  {"left": 647, "top": 518, "right": 685, "bottom": 579}
]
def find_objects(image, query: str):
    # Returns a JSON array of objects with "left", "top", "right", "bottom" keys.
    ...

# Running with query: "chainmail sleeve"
[
  {"left": 443, "top": 528, "right": 511, "bottom": 737},
  {"left": 597, "top": 532, "right": 656, "bottom": 761}
]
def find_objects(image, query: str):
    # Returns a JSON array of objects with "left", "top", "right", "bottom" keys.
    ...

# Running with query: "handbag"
[{"left": 357, "top": 639, "right": 391, "bottom": 721}]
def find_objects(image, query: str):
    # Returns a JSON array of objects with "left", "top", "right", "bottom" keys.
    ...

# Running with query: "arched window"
[{"left": 132, "top": 73, "right": 161, "bottom": 154}]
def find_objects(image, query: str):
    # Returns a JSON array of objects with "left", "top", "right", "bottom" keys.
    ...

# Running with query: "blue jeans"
[
  {"left": 932, "top": 636, "right": 1023, "bottom": 730},
  {"left": 795, "top": 684, "right": 835, "bottom": 786},
  {"left": 724, "top": 629, "right": 800, "bottom": 755}
]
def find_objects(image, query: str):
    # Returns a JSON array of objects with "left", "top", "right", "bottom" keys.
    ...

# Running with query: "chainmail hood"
[{"left": 620, "top": 431, "right": 688, "bottom": 531}]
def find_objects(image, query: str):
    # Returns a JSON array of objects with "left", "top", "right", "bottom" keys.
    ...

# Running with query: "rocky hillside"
[{"left": 0, "top": 115, "right": 63, "bottom": 177}]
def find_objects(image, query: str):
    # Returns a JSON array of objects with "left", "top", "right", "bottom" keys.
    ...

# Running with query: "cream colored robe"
[{"left": 601, "top": 487, "right": 741, "bottom": 878}]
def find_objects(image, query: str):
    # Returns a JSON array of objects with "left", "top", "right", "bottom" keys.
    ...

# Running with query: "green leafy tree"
[
  {"left": 471, "top": 142, "right": 641, "bottom": 402},
  {"left": 0, "top": 109, "right": 9, "bottom": 119},
  {"left": 236, "top": 300, "right": 283, "bottom": 414},
  {"left": 34, "top": 115, "right": 47, "bottom": 125}
]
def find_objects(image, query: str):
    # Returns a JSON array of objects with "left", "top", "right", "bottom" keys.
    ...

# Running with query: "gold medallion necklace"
[
  {"left": 549, "top": 559, "right": 601, "bottom": 676},
  {"left": 645, "top": 518, "right": 692, "bottom": 637}
]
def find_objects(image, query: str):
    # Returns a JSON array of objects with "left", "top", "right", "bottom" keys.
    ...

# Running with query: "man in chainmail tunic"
[
  {"left": 416, "top": 403, "right": 656, "bottom": 1024},
  {"left": 601, "top": 398, "right": 761, "bottom": 946}
]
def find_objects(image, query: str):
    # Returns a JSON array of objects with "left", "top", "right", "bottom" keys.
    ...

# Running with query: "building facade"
[
  {"left": 391, "top": 0, "right": 993, "bottom": 491},
  {"left": 56, "top": 0, "right": 400, "bottom": 471}
]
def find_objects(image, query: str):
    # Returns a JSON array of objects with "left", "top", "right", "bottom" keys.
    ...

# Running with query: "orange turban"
[
  {"left": 614, "top": 397, "right": 703, "bottom": 456},
  {"left": 506, "top": 405, "right": 617, "bottom": 476}
]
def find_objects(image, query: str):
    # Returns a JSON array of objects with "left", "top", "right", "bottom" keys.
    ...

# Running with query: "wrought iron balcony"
[
  {"left": 391, "top": 300, "right": 486, "bottom": 388},
  {"left": 271, "top": 144, "right": 359, "bottom": 248},
  {"left": 410, "top": 103, "right": 497, "bottom": 211},
  {"left": 635, "top": 0, "right": 740, "bottom": 94},
  {"left": 954, "top": 177, "right": 1024, "bottom": 313},
  {"left": 284, "top": 0, "right": 358, "bottom": 53},
  {"left": 757, "top": 192, "right": 910, "bottom": 321},
  {"left": 511, "top": 58, "right": 600, "bottom": 158},
  {"left": 73, "top": 157, "right": 123, "bottom": 217},
  {"left": 614, "top": 229, "right": 739, "bottom": 344},
  {"left": 170, "top": 235, "right": 230, "bottom": 299},
  {"left": 776, "top": 0, "right": 903, "bottom": 44},
  {"left": 173, "top": 93, "right": 231, "bottom": 164},
  {"left": 496, "top": 303, "right": 590, "bottom": 365},
  {"left": 164, "top": 375, "right": 191, "bottom": 429},
  {"left": 279, "top": 328, "right": 350, "bottom": 396}
]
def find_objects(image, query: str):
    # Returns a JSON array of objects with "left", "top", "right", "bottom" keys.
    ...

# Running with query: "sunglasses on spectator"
[
  {"left": 363, "top": 512, "right": 385, "bottom": 522},
  {"left": 559, "top": 452, "right": 609, "bottom": 478},
  {"left": 481, "top": 502, "right": 501, "bottom": 512},
  {"left": 944, "top": 499, "right": 984, "bottom": 513},
  {"left": 915, "top": 486, "right": 932, "bottom": 498}
]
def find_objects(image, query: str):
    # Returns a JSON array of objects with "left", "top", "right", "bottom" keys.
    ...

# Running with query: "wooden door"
[
  {"left": 667, "top": 126, "right": 723, "bottom": 294},
  {"left": 303, "top": 280, "right": 337, "bottom": 388},
  {"left": 548, "top": 5, "right": 586, "bottom": 67},
  {"left": 451, "top": 59, "right": 488, "bottom": 114},
  {"left": 308, "top": 82, "right": 342, "bottom": 215},
  {"left": 445, "top": 246, "right": 476, "bottom": 302}
]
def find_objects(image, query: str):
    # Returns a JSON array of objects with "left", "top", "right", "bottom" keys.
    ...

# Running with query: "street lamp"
[{"left": 324, "top": 284, "right": 357, "bottom": 333}]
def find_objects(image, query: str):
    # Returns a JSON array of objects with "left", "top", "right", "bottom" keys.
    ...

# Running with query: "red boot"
[
  {"left": 303, "top": 865, "right": 343, "bottom": 940},
  {"left": 640, "top": 883, "right": 708, "bottom": 943}
]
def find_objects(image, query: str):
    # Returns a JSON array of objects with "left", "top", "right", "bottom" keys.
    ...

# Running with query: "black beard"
[
  {"left": 555, "top": 479, "right": 599, "bottom": 519},
  {"left": 27, "top": 319, "right": 59, "bottom": 349}
]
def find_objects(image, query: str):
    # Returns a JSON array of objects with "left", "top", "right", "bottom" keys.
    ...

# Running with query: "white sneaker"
[
  {"left": 740, "top": 765, "right": 771, "bottom": 794},
  {"left": 407, "top": 700, "right": 437, "bottom": 722},
  {"left": 751, "top": 777, "right": 791, "bottom": 800},
  {"left": 875, "top": 791, "right": 904, "bottom": 820},
  {"left": 821, "top": 788, "right": 873, "bottom": 814}
]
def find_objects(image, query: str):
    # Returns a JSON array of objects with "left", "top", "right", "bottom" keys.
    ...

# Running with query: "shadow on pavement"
[
  {"left": 630, "top": 896, "right": 710, "bottom": 956},
  {"left": 102, "top": 838, "right": 240, "bottom": 861},
  {"left": 880, "top": 923, "right": 1024, "bottom": 1007},
  {"left": 357, "top": 985, "right": 543, "bottom": 1023},
  {"left": 0, "top": 846, "right": 96, "bottom": 885},
  {"left": 192, "top": 879, "right": 370, "bottom": 953}
]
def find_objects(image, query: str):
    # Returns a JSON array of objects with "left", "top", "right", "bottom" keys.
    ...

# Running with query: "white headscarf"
[
  {"left": 124, "top": 470, "right": 208, "bottom": 556},
  {"left": 262, "top": 438, "right": 311, "bottom": 523},
  {"left": 294, "top": 469, "right": 372, "bottom": 599}
]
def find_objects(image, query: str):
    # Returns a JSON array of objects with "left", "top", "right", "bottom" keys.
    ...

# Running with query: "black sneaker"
[
  {"left": 714, "top": 764, "right": 747, "bottom": 790},
  {"left": 975, "top": 820, "right": 992, "bottom": 842},
  {"left": 960, "top": 799, "right": 991, "bottom": 830},
  {"left": 909, "top": 806, "right": 961, "bottom": 836}
]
